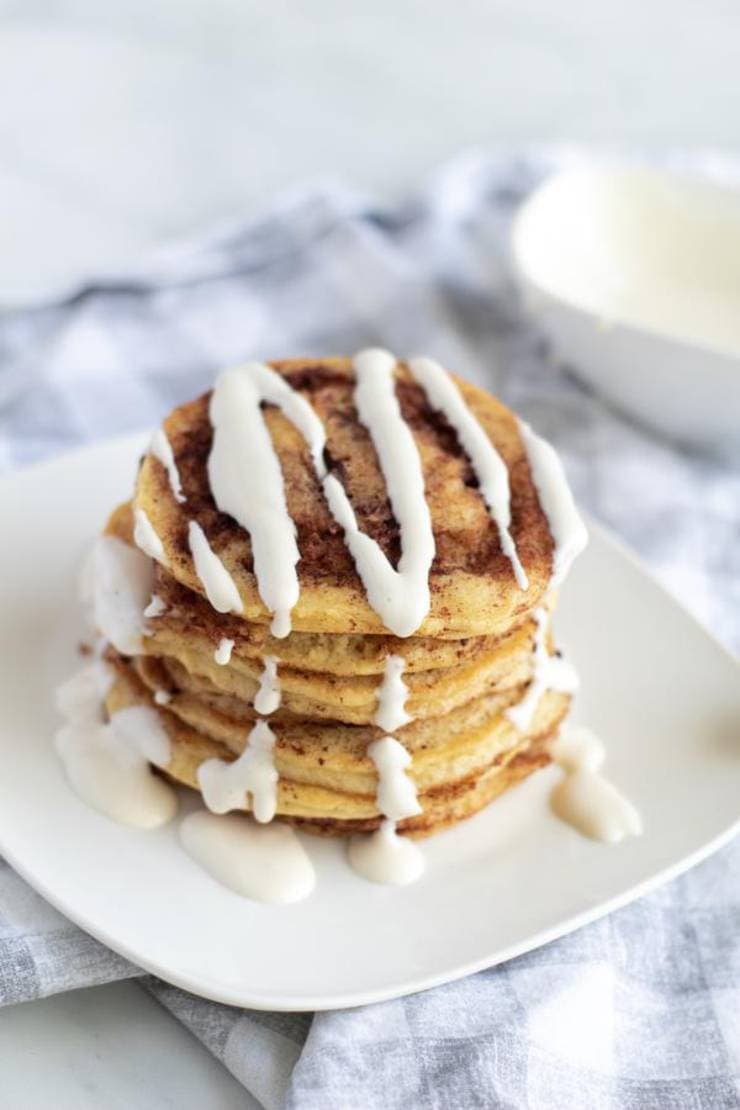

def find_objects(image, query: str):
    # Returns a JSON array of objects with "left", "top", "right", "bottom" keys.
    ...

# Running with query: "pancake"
[
  {"left": 133, "top": 358, "right": 555, "bottom": 638},
  {"left": 108, "top": 501, "right": 536, "bottom": 670},
  {"left": 106, "top": 656, "right": 566, "bottom": 836},
  {"left": 140, "top": 611, "right": 550, "bottom": 725},
  {"left": 126, "top": 651, "right": 568, "bottom": 793},
  {"left": 149, "top": 563, "right": 511, "bottom": 674}
]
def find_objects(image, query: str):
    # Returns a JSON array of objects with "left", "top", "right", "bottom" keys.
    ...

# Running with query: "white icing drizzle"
[
  {"left": 154, "top": 689, "right": 172, "bottom": 706},
  {"left": 367, "top": 736, "right": 422, "bottom": 822},
  {"left": 214, "top": 637, "right": 234, "bottom": 666},
  {"left": 349, "top": 818, "right": 426, "bottom": 886},
  {"left": 150, "top": 427, "right": 185, "bottom": 503},
  {"left": 505, "top": 607, "right": 578, "bottom": 733},
  {"left": 55, "top": 659, "right": 113, "bottom": 723},
  {"left": 198, "top": 720, "right": 279, "bottom": 824},
  {"left": 188, "top": 521, "right": 243, "bottom": 615},
  {"left": 320, "top": 349, "right": 435, "bottom": 637},
  {"left": 374, "top": 655, "right": 411, "bottom": 733},
  {"left": 92, "top": 536, "right": 153, "bottom": 655},
  {"left": 55, "top": 664, "right": 177, "bottom": 829},
  {"left": 179, "top": 812, "right": 315, "bottom": 904},
  {"left": 109, "top": 705, "right": 171, "bottom": 767},
  {"left": 518, "top": 419, "right": 588, "bottom": 589},
  {"left": 254, "top": 655, "right": 281, "bottom": 715},
  {"left": 348, "top": 735, "right": 425, "bottom": 886},
  {"left": 133, "top": 507, "right": 168, "bottom": 566},
  {"left": 409, "top": 355, "right": 527, "bottom": 590},
  {"left": 206, "top": 351, "right": 435, "bottom": 638},
  {"left": 549, "top": 727, "right": 642, "bottom": 843},
  {"left": 207, "top": 362, "right": 323, "bottom": 638},
  {"left": 144, "top": 593, "right": 167, "bottom": 619}
]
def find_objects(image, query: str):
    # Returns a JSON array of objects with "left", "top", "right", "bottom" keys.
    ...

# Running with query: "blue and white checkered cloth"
[{"left": 0, "top": 150, "right": 738, "bottom": 1108}]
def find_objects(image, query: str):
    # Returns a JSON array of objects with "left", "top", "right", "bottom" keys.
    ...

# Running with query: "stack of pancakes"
[{"left": 103, "top": 357, "right": 574, "bottom": 837}]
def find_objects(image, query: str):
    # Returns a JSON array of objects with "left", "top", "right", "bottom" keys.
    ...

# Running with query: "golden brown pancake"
[
  {"left": 148, "top": 563, "right": 521, "bottom": 674},
  {"left": 106, "top": 655, "right": 566, "bottom": 837},
  {"left": 133, "top": 358, "right": 555, "bottom": 638},
  {"left": 140, "top": 613, "right": 550, "bottom": 726}
]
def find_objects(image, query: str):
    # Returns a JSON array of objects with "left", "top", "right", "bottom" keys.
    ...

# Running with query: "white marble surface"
[
  {"left": 1, "top": 0, "right": 739, "bottom": 1103},
  {"left": 0, "top": 981, "right": 254, "bottom": 1108},
  {"left": 0, "top": 0, "right": 739, "bottom": 302}
]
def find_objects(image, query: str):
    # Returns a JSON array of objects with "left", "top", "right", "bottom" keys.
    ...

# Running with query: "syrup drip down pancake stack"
[{"left": 78, "top": 350, "right": 588, "bottom": 885}]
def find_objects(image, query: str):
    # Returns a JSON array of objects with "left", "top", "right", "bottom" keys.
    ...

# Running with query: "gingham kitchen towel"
[{"left": 0, "top": 150, "right": 738, "bottom": 1108}]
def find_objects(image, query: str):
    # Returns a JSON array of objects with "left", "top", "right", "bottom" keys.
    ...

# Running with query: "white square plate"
[{"left": 0, "top": 434, "right": 737, "bottom": 1011}]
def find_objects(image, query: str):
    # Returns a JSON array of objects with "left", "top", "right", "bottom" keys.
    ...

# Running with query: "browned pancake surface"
[{"left": 135, "top": 358, "right": 554, "bottom": 636}]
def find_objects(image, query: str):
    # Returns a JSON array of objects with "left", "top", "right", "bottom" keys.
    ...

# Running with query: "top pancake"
[{"left": 134, "top": 357, "right": 554, "bottom": 637}]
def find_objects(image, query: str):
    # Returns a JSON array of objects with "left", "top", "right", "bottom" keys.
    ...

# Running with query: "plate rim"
[{"left": 0, "top": 800, "right": 737, "bottom": 1012}]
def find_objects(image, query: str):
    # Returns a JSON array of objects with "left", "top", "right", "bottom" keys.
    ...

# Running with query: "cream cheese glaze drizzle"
[
  {"left": 349, "top": 736, "right": 425, "bottom": 885},
  {"left": 133, "top": 508, "right": 168, "bottom": 567},
  {"left": 518, "top": 419, "right": 588, "bottom": 589},
  {"left": 206, "top": 351, "right": 435, "bottom": 638},
  {"left": 93, "top": 536, "right": 153, "bottom": 655},
  {"left": 254, "top": 655, "right": 281, "bottom": 715},
  {"left": 187, "top": 521, "right": 243, "bottom": 615},
  {"left": 409, "top": 355, "right": 527, "bottom": 589},
  {"left": 144, "top": 594, "right": 167, "bottom": 619},
  {"left": 321, "top": 349, "right": 435, "bottom": 638},
  {"left": 186, "top": 631, "right": 299, "bottom": 902},
  {"left": 150, "top": 427, "right": 185, "bottom": 503},
  {"left": 208, "top": 362, "right": 319, "bottom": 638},
  {"left": 198, "top": 719, "right": 279, "bottom": 823},
  {"left": 214, "top": 637, "right": 234, "bottom": 666},
  {"left": 55, "top": 662, "right": 177, "bottom": 829},
  {"left": 374, "top": 655, "right": 411, "bottom": 733},
  {"left": 505, "top": 607, "right": 578, "bottom": 732},
  {"left": 549, "top": 728, "right": 642, "bottom": 843}
]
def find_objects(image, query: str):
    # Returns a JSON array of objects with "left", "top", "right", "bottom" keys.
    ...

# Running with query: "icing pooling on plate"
[
  {"left": 505, "top": 607, "right": 578, "bottom": 732},
  {"left": 187, "top": 521, "right": 243, "bottom": 615},
  {"left": 374, "top": 655, "right": 411, "bottom": 733},
  {"left": 179, "top": 812, "right": 315, "bottom": 905},
  {"left": 348, "top": 735, "right": 425, "bottom": 886},
  {"left": 518, "top": 419, "right": 588, "bottom": 590},
  {"left": 93, "top": 536, "right": 153, "bottom": 656},
  {"left": 348, "top": 818, "right": 425, "bottom": 886},
  {"left": 198, "top": 719, "right": 279, "bottom": 824},
  {"left": 55, "top": 663, "right": 177, "bottom": 829},
  {"left": 254, "top": 655, "right": 281, "bottom": 715},
  {"left": 150, "top": 427, "right": 185, "bottom": 503},
  {"left": 214, "top": 637, "right": 234, "bottom": 666},
  {"left": 133, "top": 508, "right": 168, "bottom": 567},
  {"left": 550, "top": 727, "right": 642, "bottom": 843},
  {"left": 409, "top": 355, "right": 527, "bottom": 590}
]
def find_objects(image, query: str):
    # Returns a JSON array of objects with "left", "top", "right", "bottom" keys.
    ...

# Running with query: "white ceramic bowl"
[{"left": 511, "top": 163, "right": 740, "bottom": 455}]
